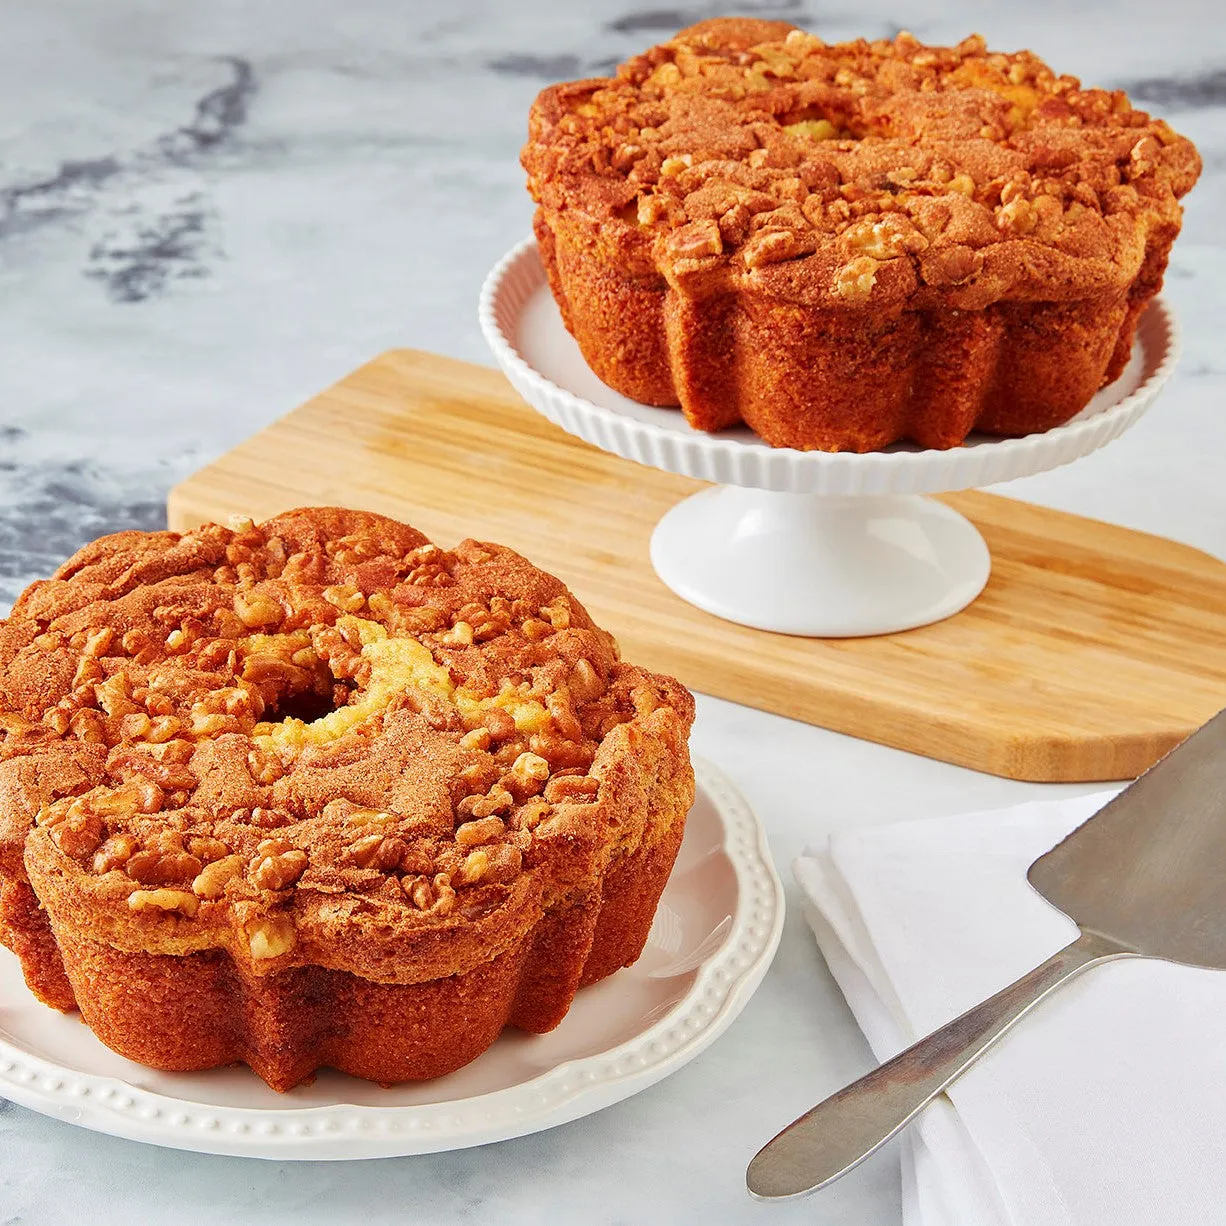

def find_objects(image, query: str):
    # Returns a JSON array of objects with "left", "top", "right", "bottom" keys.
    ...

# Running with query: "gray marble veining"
[{"left": 1, "top": 1, "right": 1223, "bottom": 1222}]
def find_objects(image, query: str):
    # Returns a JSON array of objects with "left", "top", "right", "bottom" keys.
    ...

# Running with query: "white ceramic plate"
[
  {"left": 478, "top": 238, "right": 1179, "bottom": 496},
  {"left": 0, "top": 758, "right": 782, "bottom": 1160}
]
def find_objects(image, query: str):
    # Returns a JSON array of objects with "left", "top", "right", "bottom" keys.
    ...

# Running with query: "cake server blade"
[{"left": 747, "top": 707, "right": 1226, "bottom": 1201}]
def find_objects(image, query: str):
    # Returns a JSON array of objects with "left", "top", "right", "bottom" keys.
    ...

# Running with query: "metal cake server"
[{"left": 747, "top": 707, "right": 1226, "bottom": 1201}]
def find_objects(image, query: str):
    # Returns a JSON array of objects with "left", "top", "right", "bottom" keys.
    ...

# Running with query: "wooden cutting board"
[{"left": 168, "top": 348, "right": 1226, "bottom": 783}]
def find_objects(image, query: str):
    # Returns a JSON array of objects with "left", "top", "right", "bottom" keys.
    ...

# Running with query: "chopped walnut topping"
[
  {"left": 523, "top": 14, "right": 1198, "bottom": 340},
  {"left": 189, "top": 836, "right": 232, "bottom": 863},
  {"left": 459, "top": 727, "right": 492, "bottom": 752},
  {"left": 743, "top": 229, "right": 811, "bottom": 269},
  {"left": 833, "top": 256, "right": 880, "bottom": 302},
  {"left": 323, "top": 584, "right": 366, "bottom": 613},
  {"left": 192, "top": 854, "right": 245, "bottom": 899},
  {"left": 345, "top": 833, "right": 404, "bottom": 869},
  {"left": 129, "top": 888, "right": 199, "bottom": 918},
  {"left": 996, "top": 196, "right": 1037, "bottom": 235},
  {"left": 120, "top": 713, "right": 152, "bottom": 741},
  {"left": 404, "top": 875, "right": 435, "bottom": 910},
  {"left": 342, "top": 805, "right": 399, "bottom": 830},
  {"left": 127, "top": 848, "right": 203, "bottom": 886},
  {"left": 530, "top": 731, "right": 595, "bottom": 770},
  {"left": 96, "top": 675, "right": 140, "bottom": 718},
  {"left": 3, "top": 507, "right": 692, "bottom": 1001},
  {"left": 569, "top": 658, "right": 604, "bottom": 703},
  {"left": 544, "top": 775, "right": 601, "bottom": 804},
  {"left": 456, "top": 847, "right": 489, "bottom": 885},
  {"left": 539, "top": 599, "right": 572, "bottom": 630},
  {"left": 506, "top": 751, "right": 550, "bottom": 798},
  {"left": 439, "top": 620, "right": 474, "bottom": 647},
  {"left": 546, "top": 690, "right": 583, "bottom": 743},
  {"left": 246, "top": 914, "right": 296, "bottom": 959},
  {"left": 920, "top": 244, "right": 984, "bottom": 286},
  {"left": 519, "top": 617, "right": 553, "bottom": 642},
  {"left": 431, "top": 874, "right": 457, "bottom": 916},
  {"left": 844, "top": 215, "right": 928, "bottom": 260},
  {"left": 93, "top": 833, "right": 139, "bottom": 874},
  {"left": 250, "top": 842, "right": 309, "bottom": 890},
  {"left": 51, "top": 810, "right": 103, "bottom": 859},
  {"left": 76, "top": 780, "right": 165, "bottom": 818},
  {"left": 191, "top": 712, "right": 242, "bottom": 737},
  {"left": 459, "top": 843, "right": 522, "bottom": 886},
  {"left": 666, "top": 218, "right": 723, "bottom": 260},
  {"left": 513, "top": 798, "right": 551, "bottom": 831},
  {"left": 458, "top": 783, "right": 515, "bottom": 820},
  {"left": 145, "top": 716, "right": 183, "bottom": 744},
  {"left": 82, "top": 627, "right": 115, "bottom": 658},
  {"left": 247, "top": 745, "right": 285, "bottom": 785},
  {"left": 234, "top": 590, "right": 283, "bottom": 629},
  {"left": 70, "top": 709, "right": 106, "bottom": 743},
  {"left": 455, "top": 816, "right": 506, "bottom": 849},
  {"left": 363, "top": 590, "right": 392, "bottom": 619},
  {"left": 1129, "top": 136, "right": 1159, "bottom": 178}
]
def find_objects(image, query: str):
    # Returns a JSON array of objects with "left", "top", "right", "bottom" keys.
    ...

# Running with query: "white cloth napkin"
[{"left": 795, "top": 792, "right": 1226, "bottom": 1226}]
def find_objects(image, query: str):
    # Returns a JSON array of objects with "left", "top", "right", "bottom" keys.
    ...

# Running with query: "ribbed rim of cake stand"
[{"left": 478, "top": 237, "right": 1180, "bottom": 496}]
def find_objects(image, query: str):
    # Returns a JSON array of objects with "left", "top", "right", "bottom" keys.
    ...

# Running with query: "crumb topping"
[
  {"left": 523, "top": 19, "right": 1200, "bottom": 299},
  {"left": 0, "top": 508, "right": 686, "bottom": 960}
]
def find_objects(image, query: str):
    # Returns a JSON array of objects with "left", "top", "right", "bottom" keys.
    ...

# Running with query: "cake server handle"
[{"left": 746, "top": 929, "right": 1133, "bottom": 1200}]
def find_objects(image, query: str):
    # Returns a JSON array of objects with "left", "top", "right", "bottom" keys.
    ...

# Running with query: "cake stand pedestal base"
[{"left": 649, "top": 487, "right": 991, "bottom": 637}]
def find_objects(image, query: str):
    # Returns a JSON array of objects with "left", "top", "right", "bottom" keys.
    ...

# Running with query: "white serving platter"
[{"left": 0, "top": 759, "right": 783, "bottom": 1160}]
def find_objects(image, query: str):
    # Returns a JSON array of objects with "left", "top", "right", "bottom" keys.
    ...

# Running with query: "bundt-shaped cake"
[
  {"left": 0, "top": 507, "right": 694, "bottom": 1091},
  {"left": 522, "top": 18, "right": 1201, "bottom": 451}
]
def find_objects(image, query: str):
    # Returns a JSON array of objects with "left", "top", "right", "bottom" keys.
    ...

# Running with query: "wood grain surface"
[{"left": 167, "top": 348, "right": 1226, "bottom": 782}]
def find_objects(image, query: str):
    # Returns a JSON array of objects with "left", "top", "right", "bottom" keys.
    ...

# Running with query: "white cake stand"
[{"left": 479, "top": 239, "right": 1179, "bottom": 637}]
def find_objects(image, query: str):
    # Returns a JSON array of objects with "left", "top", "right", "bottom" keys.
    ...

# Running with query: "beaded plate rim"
[
  {"left": 478, "top": 237, "right": 1179, "bottom": 496},
  {"left": 0, "top": 757, "right": 784, "bottom": 1159}
]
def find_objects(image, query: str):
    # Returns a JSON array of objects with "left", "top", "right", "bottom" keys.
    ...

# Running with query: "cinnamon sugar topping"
[
  {"left": 523, "top": 19, "right": 1199, "bottom": 295},
  {"left": 0, "top": 508, "right": 692, "bottom": 952}
]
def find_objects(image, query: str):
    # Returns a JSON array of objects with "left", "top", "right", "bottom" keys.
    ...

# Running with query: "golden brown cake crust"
[
  {"left": 0, "top": 507, "right": 695, "bottom": 1089},
  {"left": 523, "top": 20, "right": 1201, "bottom": 450}
]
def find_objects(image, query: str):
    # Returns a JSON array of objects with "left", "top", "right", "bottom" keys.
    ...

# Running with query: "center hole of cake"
[
  {"left": 257, "top": 654, "right": 352, "bottom": 726},
  {"left": 263, "top": 685, "right": 340, "bottom": 725}
]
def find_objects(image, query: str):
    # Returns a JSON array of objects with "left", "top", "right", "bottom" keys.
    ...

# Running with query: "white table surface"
[{"left": 0, "top": 0, "right": 1222, "bottom": 1221}]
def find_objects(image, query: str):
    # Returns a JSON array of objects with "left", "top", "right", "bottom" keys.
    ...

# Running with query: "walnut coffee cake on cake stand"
[{"left": 484, "top": 19, "right": 1196, "bottom": 636}]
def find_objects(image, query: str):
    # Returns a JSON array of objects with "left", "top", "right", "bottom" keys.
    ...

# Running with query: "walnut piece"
[
  {"left": 323, "top": 584, "right": 366, "bottom": 613},
  {"left": 346, "top": 833, "right": 406, "bottom": 870},
  {"left": 506, "top": 751, "right": 550, "bottom": 798},
  {"left": 404, "top": 875, "right": 435, "bottom": 909},
  {"left": 128, "top": 889, "right": 199, "bottom": 917},
  {"left": 51, "top": 811, "right": 103, "bottom": 859},
  {"left": 459, "top": 843, "right": 522, "bottom": 886},
  {"left": 455, "top": 816, "right": 506, "bottom": 849},
  {"left": 245, "top": 914, "right": 296, "bottom": 959},
  {"left": 192, "top": 854, "right": 245, "bottom": 899},
  {"left": 234, "top": 590, "right": 283, "bottom": 629},
  {"left": 127, "top": 848, "right": 204, "bottom": 886},
  {"left": 544, "top": 774, "right": 601, "bottom": 803},
  {"left": 833, "top": 256, "right": 880, "bottom": 302},
  {"left": 250, "top": 842, "right": 309, "bottom": 890},
  {"left": 459, "top": 783, "right": 515, "bottom": 820},
  {"left": 93, "top": 833, "right": 139, "bottom": 874}
]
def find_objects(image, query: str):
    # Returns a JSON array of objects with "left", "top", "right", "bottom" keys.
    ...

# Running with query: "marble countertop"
[{"left": 0, "top": 0, "right": 1222, "bottom": 1221}]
